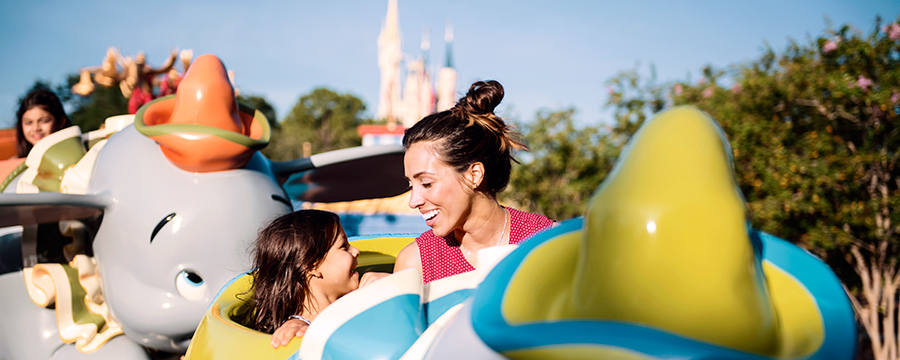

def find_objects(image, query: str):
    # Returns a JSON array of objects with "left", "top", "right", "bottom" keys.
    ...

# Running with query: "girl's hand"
[
  {"left": 271, "top": 319, "right": 309, "bottom": 349},
  {"left": 359, "top": 271, "right": 390, "bottom": 288}
]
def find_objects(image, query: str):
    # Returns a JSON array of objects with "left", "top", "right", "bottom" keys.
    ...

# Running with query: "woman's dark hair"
[
  {"left": 15, "top": 89, "right": 71, "bottom": 157},
  {"left": 402, "top": 80, "right": 526, "bottom": 196},
  {"left": 245, "top": 210, "right": 342, "bottom": 334}
]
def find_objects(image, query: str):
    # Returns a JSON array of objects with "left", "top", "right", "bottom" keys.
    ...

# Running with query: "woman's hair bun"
[{"left": 456, "top": 80, "right": 504, "bottom": 116}]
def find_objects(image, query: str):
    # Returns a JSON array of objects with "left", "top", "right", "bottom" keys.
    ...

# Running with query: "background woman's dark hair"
[
  {"left": 402, "top": 80, "right": 526, "bottom": 196},
  {"left": 244, "top": 210, "right": 342, "bottom": 334},
  {"left": 15, "top": 89, "right": 72, "bottom": 157}
]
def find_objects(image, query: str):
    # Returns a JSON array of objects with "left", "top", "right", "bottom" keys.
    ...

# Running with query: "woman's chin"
[{"left": 431, "top": 226, "right": 451, "bottom": 238}]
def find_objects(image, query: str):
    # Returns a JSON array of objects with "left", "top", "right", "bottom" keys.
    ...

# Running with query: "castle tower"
[
  {"left": 399, "top": 29, "right": 436, "bottom": 128},
  {"left": 435, "top": 22, "right": 458, "bottom": 112},
  {"left": 376, "top": 0, "right": 402, "bottom": 124}
]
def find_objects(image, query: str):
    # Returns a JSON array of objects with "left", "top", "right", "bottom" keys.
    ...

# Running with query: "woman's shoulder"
[
  {"left": 506, "top": 207, "right": 554, "bottom": 243},
  {"left": 394, "top": 241, "right": 422, "bottom": 273},
  {"left": 507, "top": 207, "right": 554, "bottom": 227}
]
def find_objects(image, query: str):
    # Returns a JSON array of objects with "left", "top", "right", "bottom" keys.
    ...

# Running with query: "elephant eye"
[{"left": 175, "top": 269, "right": 207, "bottom": 302}]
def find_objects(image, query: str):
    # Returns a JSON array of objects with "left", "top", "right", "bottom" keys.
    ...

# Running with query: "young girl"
[{"left": 242, "top": 210, "right": 385, "bottom": 348}]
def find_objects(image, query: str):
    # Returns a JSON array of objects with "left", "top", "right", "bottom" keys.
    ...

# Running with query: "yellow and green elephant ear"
[
  {"left": 15, "top": 126, "right": 86, "bottom": 194},
  {"left": 0, "top": 114, "right": 134, "bottom": 194},
  {"left": 470, "top": 106, "right": 856, "bottom": 360}
]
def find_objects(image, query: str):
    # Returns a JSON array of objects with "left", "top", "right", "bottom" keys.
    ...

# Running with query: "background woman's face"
[{"left": 21, "top": 107, "right": 56, "bottom": 146}]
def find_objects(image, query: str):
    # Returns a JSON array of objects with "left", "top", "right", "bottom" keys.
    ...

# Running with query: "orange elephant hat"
[{"left": 134, "top": 54, "right": 270, "bottom": 172}]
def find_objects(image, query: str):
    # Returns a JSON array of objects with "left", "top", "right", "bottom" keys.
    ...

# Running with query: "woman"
[
  {"left": 242, "top": 210, "right": 383, "bottom": 348},
  {"left": 15, "top": 89, "right": 72, "bottom": 158},
  {"left": 394, "top": 80, "right": 554, "bottom": 283}
]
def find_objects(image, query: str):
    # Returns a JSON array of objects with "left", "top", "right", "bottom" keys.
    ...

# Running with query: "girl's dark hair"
[
  {"left": 402, "top": 80, "right": 526, "bottom": 196},
  {"left": 245, "top": 210, "right": 342, "bottom": 334},
  {"left": 15, "top": 89, "right": 71, "bottom": 157}
]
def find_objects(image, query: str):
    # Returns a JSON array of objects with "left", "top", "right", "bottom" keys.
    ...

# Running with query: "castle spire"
[
  {"left": 444, "top": 22, "right": 454, "bottom": 69},
  {"left": 435, "top": 21, "right": 458, "bottom": 112},
  {"left": 377, "top": 0, "right": 402, "bottom": 124},
  {"left": 421, "top": 27, "right": 430, "bottom": 67}
]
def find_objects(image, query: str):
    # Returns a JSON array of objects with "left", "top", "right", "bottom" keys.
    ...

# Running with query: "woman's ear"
[{"left": 466, "top": 162, "right": 486, "bottom": 189}]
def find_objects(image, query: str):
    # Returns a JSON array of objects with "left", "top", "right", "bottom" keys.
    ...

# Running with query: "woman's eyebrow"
[{"left": 411, "top": 171, "right": 431, "bottom": 179}]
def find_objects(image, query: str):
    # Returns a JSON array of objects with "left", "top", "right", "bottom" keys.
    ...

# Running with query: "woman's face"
[
  {"left": 404, "top": 141, "right": 473, "bottom": 237},
  {"left": 21, "top": 107, "right": 57, "bottom": 146},
  {"left": 314, "top": 228, "right": 360, "bottom": 297}
]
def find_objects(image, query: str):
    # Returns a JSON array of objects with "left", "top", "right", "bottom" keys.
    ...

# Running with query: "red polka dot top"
[{"left": 415, "top": 207, "right": 554, "bottom": 283}]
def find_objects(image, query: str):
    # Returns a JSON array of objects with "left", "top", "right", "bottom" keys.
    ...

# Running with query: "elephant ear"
[
  {"left": 0, "top": 126, "right": 109, "bottom": 228},
  {"left": 271, "top": 144, "right": 408, "bottom": 203}
]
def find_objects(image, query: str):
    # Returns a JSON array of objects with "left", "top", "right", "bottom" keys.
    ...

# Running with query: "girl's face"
[
  {"left": 21, "top": 107, "right": 57, "bottom": 146},
  {"left": 404, "top": 141, "right": 474, "bottom": 237},
  {"left": 314, "top": 228, "right": 360, "bottom": 297}
]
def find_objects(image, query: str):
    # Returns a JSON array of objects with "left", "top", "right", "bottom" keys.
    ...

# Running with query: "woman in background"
[{"left": 15, "top": 89, "right": 71, "bottom": 158}]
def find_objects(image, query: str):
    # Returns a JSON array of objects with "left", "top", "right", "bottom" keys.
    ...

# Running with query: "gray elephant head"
[{"left": 88, "top": 125, "right": 290, "bottom": 351}]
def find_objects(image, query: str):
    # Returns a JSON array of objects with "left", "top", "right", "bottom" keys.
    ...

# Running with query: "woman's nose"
[
  {"left": 350, "top": 245, "right": 360, "bottom": 257},
  {"left": 408, "top": 187, "right": 424, "bottom": 209}
]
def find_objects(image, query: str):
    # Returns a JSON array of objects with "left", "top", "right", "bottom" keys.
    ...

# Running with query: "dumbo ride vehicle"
[
  {"left": 0, "top": 54, "right": 407, "bottom": 360},
  {"left": 185, "top": 106, "right": 857, "bottom": 360}
]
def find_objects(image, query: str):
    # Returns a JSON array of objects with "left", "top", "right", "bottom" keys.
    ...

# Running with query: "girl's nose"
[{"left": 350, "top": 245, "right": 360, "bottom": 257}]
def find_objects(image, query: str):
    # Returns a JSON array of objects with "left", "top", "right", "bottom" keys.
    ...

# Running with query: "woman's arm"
[{"left": 393, "top": 242, "right": 422, "bottom": 273}]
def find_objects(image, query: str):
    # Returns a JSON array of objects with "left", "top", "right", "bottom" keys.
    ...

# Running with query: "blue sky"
[{"left": 0, "top": 1, "right": 897, "bottom": 130}]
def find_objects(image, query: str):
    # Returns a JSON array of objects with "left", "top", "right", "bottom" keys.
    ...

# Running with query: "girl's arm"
[{"left": 271, "top": 319, "right": 309, "bottom": 348}]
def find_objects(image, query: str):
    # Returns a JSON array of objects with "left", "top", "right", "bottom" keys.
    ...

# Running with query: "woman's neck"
[{"left": 454, "top": 196, "right": 507, "bottom": 248}]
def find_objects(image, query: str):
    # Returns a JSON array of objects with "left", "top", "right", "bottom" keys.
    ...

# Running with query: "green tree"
[
  {"left": 607, "top": 17, "right": 900, "bottom": 360},
  {"left": 263, "top": 88, "right": 368, "bottom": 161},
  {"left": 62, "top": 74, "right": 128, "bottom": 132},
  {"left": 504, "top": 109, "right": 618, "bottom": 221}
]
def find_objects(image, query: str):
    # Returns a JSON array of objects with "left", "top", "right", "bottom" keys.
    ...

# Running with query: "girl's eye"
[{"left": 422, "top": 183, "right": 432, "bottom": 188}]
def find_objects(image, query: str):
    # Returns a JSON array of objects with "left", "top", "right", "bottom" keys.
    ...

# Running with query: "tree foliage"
[
  {"left": 64, "top": 74, "right": 129, "bottom": 132},
  {"left": 262, "top": 88, "right": 368, "bottom": 161},
  {"left": 504, "top": 109, "right": 618, "bottom": 221},
  {"left": 606, "top": 17, "right": 899, "bottom": 360}
]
